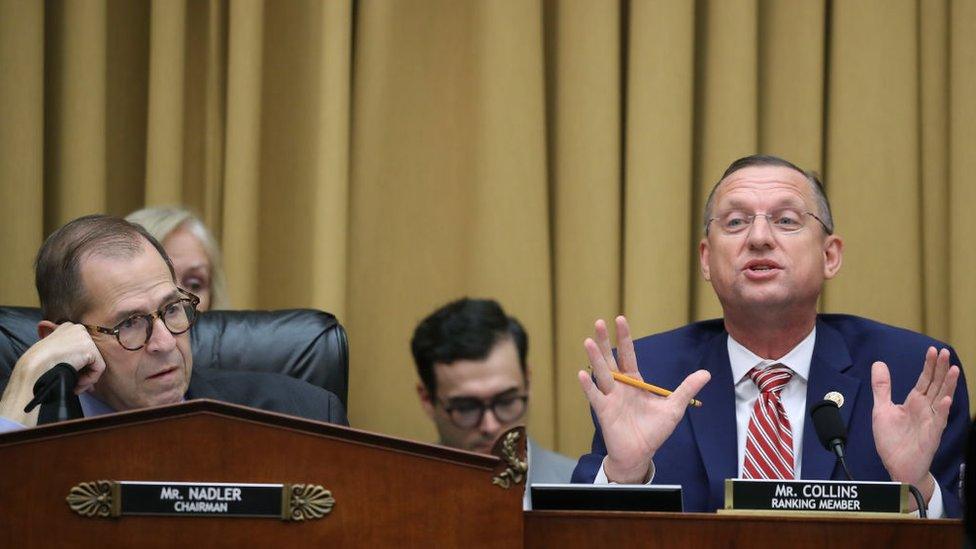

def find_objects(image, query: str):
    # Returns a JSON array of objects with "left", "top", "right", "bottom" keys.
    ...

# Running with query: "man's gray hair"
[
  {"left": 703, "top": 154, "right": 834, "bottom": 236},
  {"left": 35, "top": 215, "right": 176, "bottom": 321}
]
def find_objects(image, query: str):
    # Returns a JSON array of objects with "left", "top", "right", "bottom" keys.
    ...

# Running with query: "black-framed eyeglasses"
[
  {"left": 705, "top": 208, "right": 832, "bottom": 236},
  {"left": 437, "top": 391, "right": 528, "bottom": 429},
  {"left": 80, "top": 289, "right": 201, "bottom": 351}
]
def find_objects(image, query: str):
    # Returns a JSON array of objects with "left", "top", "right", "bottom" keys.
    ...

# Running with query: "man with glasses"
[
  {"left": 411, "top": 298, "right": 575, "bottom": 484},
  {"left": 573, "top": 154, "right": 968, "bottom": 517},
  {"left": 0, "top": 215, "right": 347, "bottom": 429}
]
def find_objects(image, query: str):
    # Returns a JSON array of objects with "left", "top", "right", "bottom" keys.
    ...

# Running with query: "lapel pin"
[{"left": 824, "top": 391, "right": 844, "bottom": 408}]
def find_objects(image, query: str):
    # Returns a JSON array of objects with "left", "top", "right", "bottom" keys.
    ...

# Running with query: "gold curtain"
[{"left": 0, "top": 0, "right": 974, "bottom": 458}]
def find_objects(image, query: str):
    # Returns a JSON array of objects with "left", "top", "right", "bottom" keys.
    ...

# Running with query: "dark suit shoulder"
[
  {"left": 631, "top": 319, "right": 726, "bottom": 360},
  {"left": 627, "top": 319, "right": 727, "bottom": 386},
  {"left": 818, "top": 314, "right": 953, "bottom": 353},
  {"left": 188, "top": 368, "right": 348, "bottom": 426}
]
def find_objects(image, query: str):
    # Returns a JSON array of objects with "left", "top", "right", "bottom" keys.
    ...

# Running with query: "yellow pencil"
[{"left": 606, "top": 370, "right": 703, "bottom": 408}]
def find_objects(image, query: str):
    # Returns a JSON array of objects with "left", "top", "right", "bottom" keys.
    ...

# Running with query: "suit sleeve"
[
  {"left": 287, "top": 381, "right": 349, "bottom": 427},
  {"left": 571, "top": 406, "right": 609, "bottom": 483},
  {"left": 0, "top": 374, "right": 25, "bottom": 433},
  {"left": 328, "top": 392, "right": 349, "bottom": 426},
  {"left": 932, "top": 346, "right": 969, "bottom": 518}
]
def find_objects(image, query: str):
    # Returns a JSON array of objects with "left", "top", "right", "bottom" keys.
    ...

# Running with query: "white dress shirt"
[
  {"left": 594, "top": 327, "right": 943, "bottom": 517},
  {"left": 729, "top": 328, "right": 814, "bottom": 479}
]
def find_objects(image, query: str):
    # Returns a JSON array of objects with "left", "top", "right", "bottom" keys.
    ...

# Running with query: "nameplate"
[
  {"left": 66, "top": 480, "right": 335, "bottom": 521},
  {"left": 723, "top": 479, "right": 908, "bottom": 516}
]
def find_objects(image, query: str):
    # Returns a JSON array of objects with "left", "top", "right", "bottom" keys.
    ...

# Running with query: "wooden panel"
[
  {"left": 525, "top": 511, "right": 962, "bottom": 548},
  {"left": 0, "top": 401, "right": 523, "bottom": 547}
]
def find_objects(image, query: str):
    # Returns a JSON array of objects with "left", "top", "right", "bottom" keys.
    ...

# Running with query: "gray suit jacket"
[
  {"left": 527, "top": 438, "right": 576, "bottom": 484},
  {"left": 187, "top": 368, "right": 348, "bottom": 426}
]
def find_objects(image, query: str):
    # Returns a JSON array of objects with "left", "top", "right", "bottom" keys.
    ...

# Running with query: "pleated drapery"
[{"left": 1, "top": 0, "right": 974, "bottom": 457}]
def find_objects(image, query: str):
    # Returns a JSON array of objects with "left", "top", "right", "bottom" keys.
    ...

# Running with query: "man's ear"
[
  {"left": 37, "top": 320, "right": 58, "bottom": 339},
  {"left": 822, "top": 235, "right": 844, "bottom": 279},
  {"left": 699, "top": 238, "right": 711, "bottom": 281},
  {"left": 417, "top": 382, "right": 436, "bottom": 419}
]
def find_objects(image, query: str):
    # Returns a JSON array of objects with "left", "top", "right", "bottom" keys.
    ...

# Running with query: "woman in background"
[{"left": 125, "top": 207, "right": 229, "bottom": 311}]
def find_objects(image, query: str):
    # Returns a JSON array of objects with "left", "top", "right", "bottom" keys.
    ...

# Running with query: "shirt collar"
[
  {"left": 727, "top": 327, "right": 816, "bottom": 385},
  {"left": 79, "top": 391, "right": 116, "bottom": 417},
  {"left": 78, "top": 392, "right": 187, "bottom": 417}
]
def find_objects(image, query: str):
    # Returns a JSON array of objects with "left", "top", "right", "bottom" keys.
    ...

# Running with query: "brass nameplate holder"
[
  {"left": 66, "top": 481, "right": 334, "bottom": 521},
  {"left": 722, "top": 479, "right": 909, "bottom": 517}
]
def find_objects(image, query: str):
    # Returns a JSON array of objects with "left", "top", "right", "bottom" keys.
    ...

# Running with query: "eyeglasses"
[
  {"left": 81, "top": 289, "right": 201, "bottom": 351},
  {"left": 706, "top": 208, "right": 832, "bottom": 236},
  {"left": 438, "top": 392, "right": 528, "bottom": 429}
]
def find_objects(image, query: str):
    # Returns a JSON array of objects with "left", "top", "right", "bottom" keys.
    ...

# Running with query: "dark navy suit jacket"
[
  {"left": 571, "top": 314, "right": 969, "bottom": 517},
  {"left": 186, "top": 368, "right": 348, "bottom": 426},
  {"left": 0, "top": 368, "right": 348, "bottom": 432}
]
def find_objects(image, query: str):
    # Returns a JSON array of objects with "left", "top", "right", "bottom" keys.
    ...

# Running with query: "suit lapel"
[
  {"left": 800, "top": 319, "right": 860, "bottom": 480},
  {"left": 687, "top": 331, "right": 738, "bottom": 505}
]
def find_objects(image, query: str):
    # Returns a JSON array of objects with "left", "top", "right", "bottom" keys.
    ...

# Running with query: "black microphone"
[
  {"left": 811, "top": 399, "right": 853, "bottom": 481},
  {"left": 23, "top": 363, "right": 83, "bottom": 425}
]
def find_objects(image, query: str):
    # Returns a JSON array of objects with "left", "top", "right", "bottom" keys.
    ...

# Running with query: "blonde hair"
[{"left": 125, "top": 206, "right": 229, "bottom": 309}]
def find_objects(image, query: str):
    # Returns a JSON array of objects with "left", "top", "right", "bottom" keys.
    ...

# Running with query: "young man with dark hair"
[
  {"left": 0, "top": 215, "right": 347, "bottom": 429},
  {"left": 412, "top": 297, "right": 575, "bottom": 484}
]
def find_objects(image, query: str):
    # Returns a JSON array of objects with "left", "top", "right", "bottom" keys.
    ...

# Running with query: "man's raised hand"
[
  {"left": 577, "top": 316, "right": 710, "bottom": 483},
  {"left": 871, "top": 346, "right": 959, "bottom": 504}
]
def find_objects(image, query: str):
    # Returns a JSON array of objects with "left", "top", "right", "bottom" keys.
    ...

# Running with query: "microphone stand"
[
  {"left": 23, "top": 363, "right": 83, "bottom": 425},
  {"left": 827, "top": 440, "right": 926, "bottom": 517},
  {"left": 824, "top": 437, "right": 854, "bottom": 481},
  {"left": 813, "top": 399, "right": 927, "bottom": 518}
]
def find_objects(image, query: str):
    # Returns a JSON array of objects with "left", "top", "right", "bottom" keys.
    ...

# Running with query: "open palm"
[
  {"left": 578, "top": 316, "right": 710, "bottom": 483},
  {"left": 872, "top": 347, "right": 958, "bottom": 491}
]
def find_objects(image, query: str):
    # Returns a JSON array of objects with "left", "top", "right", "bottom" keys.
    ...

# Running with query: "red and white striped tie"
[{"left": 742, "top": 364, "right": 795, "bottom": 479}]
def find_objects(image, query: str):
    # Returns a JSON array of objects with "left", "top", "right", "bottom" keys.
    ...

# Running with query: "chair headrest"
[
  {"left": 191, "top": 309, "right": 348, "bottom": 406},
  {"left": 0, "top": 307, "right": 42, "bottom": 377},
  {"left": 0, "top": 307, "right": 348, "bottom": 407}
]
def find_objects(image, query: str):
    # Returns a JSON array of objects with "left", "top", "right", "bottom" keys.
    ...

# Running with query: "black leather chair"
[{"left": 0, "top": 307, "right": 348, "bottom": 407}]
